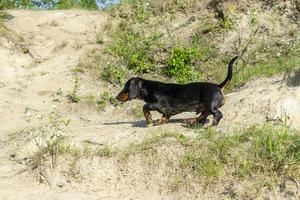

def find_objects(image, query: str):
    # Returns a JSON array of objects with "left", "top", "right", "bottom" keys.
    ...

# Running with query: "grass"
[
  {"left": 13, "top": 108, "right": 300, "bottom": 192},
  {"left": 228, "top": 56, "right": 300, "bottom": 91},
  {"left": 184, "top": 123, "right": 300, "bottom": 182},
  {"left": 55, "top": 0, "right": 98, "bottom": 10},
  {"left": 116, "top": 122, "right": 300, "bottom": 189},
  {"left": 96, "top": 91, "right": 119, "bottom": 110},
  {"left": 0, "top": 0, "right": 98, "bottom": 10}
]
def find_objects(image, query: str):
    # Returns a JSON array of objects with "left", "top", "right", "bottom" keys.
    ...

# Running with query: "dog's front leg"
[
  {"left": 143, "top": 104, "right": 154, "bottom": 124},
  {"left": 143, "top": 103, "right": 162, "bottom": 124}
]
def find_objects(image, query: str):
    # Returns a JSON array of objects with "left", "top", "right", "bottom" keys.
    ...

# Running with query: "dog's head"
[{"left": 116, "top": 77, "right": 143, "bottom": 102}]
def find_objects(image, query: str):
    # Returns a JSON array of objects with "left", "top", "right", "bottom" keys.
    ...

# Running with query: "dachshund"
[{"left": 117, "top": 56, "right": 238, "bottom": 126}]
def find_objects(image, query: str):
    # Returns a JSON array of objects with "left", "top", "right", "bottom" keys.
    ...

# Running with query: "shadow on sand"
[{"left": 102, "top": 118, "right": 186, "bottom": 128}]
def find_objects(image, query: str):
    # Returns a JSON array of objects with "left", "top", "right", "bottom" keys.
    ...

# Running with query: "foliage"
[
  {"left": 108, "top": 23, "right": 161, "bottom": 74},
  {"left": 0, "top": 0, "right": 98, "bottom": 10},
  {"left": 118, "top": 122, "right": 300, "bottom": 184},
  {"left": 165, "top": 46, "right": 198, "bottom": 83},
  {"left": 180, "top": 123, "right": 300, "bottom": 180},
  {"left": 101, "top": 63, "right": 126, "bottom": 86},
  {"left": 97, "top": 91, "right": 119, "bottom": 110},
  {"left": 26, "top": 111, "right": 71, "bottom": 183},
  {"left": 55, "top": 0, "right": 98, "bottom": 9},
  {"left": 67, "top": 75, "right": 81, "bottom": 103}
]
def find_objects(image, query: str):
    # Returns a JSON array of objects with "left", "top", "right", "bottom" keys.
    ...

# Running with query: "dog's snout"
[{"left": 117, "top": 91, "right": 129, "bottom": 102}]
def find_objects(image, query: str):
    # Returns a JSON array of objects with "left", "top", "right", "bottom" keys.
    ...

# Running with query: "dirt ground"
[{"left": 0, "top": 10, "right": 299, "bottom": 200}]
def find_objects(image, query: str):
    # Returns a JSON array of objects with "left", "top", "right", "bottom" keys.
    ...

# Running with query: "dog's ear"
[{"left": 128, "top": 78, "right": 139, "bottom": 99}]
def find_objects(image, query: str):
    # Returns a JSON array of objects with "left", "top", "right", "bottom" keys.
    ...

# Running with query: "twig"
[
  {"left": 40, "top": 171, "right": 52, "bottom": 187},
  {"left": 239, "top": 25, "right": 260, "bottom": 58},
  {"left": 83, "top": 140, "right": 105, "bottom": 146}
]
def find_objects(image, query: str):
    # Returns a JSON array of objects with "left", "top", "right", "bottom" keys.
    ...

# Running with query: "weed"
[
  {"left": 84, "top": 94, "right": 96, "bottom": 106},
  {"left": 96, "top": 91, "right": 119, "bottom": 110},
  {"left": 108, "top": 22, "right": 162, "bottom": 74},
  {"left": 121, "top": 132, "right": 189, "bottom": 160},
  {"left": 101, "top": 63, "right": 126, "bottom": 86},
  {"left": 55, "top": 0, "right": 98, "bottom": 10},
  {"left": 73, "top": 63, "right": 84, "bottom": 73},
  {"left": 165, "top": 46, "right": 198, "bottom": 83},
  {"left": 68, "top": 158, "right": 82, "bottom": 180},
  {"left": 25, "top": 111, "right": 71, "bottom": 183},
  {"left": 96, "top": 145, "right": 115, "bottom": 157},
  {"left": 228, "top": 56, "right": 300, "bottom": 91},
  {"left": 68, "top": 75, "right": 81, "bottom": 103},
  {"left": 169, "top": 174, "right": 184, "bottom": 192},
  {"left": 216, "top": 9, "right": 232, "bottom": 30}
]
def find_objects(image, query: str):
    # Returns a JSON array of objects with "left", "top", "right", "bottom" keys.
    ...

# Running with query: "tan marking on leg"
[
  {"left": 143, "top": 110, "right": 152, "bottom": 124},
  {"left": 185, "top": 118, "right": 198, "bottom": 126},
  {"left": 153, "top": 116, "right": 170, "bottom": 126},
  {"left": 185, "top": 111, "right": 210, "bottom": 126}
]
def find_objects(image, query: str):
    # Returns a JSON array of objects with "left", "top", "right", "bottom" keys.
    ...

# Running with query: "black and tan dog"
[{"left": 117, "top": 56, "right": 238, "bottom": 126}]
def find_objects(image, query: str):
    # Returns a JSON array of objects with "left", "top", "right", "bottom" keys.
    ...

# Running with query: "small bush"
[
  {"left": 26, "top": 111, "right": 71, "bottom": 172},
  {"left": 108, "top": 23, "right": 161, "bottom": 74},
  {"left": 97, "top": 91, "right": 119, "bottom": 110},
  {"left": 101, "top": 63, "right": 126, "bottom": 86},
  {"left": 96, "top": 145, "right": 115, "bottom": 157},
  {"left": 165, "top": 46, "right": 198, "bottom": 83},
  {"left": 67, "top": 75, "right": 81, "bottom": 103}
]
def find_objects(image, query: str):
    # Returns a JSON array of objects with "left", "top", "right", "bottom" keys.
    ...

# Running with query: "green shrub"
[
  {"left": 228, "top": 56, "right": 300, "bottom": 91},
  {"left": 101, "top": 63, "right": 126, "bottom": 86},
  {"left": 180, "top": 123, "right": 300, "bottom": 180},
  {"left": 97, "top": 91, "right": 119, "bottom": 110},
  {"left": 67, "top": 75, "right": 81, "bottom": 103},
  {"left": 0, "top": 0, "right": 98, "bottom": 9},
  {"left": 165, "top": 46, "right": 198, "bottom": 83},
  {"left": 108, "top": 23, "right": 161, "bottom": 74},
  {"left": 55, "top": 0, "right": 98, "bottom": 9}
]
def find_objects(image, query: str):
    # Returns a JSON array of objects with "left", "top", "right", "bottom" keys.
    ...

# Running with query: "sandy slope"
[{"left": 0, "top": 10, "right": 299, "bottom": 200}]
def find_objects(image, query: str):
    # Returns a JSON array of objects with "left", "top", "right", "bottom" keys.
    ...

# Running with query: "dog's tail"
[{"left": 218, "top": 56, "right": 239, "bottom": 90}]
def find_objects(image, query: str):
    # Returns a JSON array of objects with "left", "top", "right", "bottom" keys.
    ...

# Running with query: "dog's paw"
[{"left": 185, "top": 118, "right": 197, "bottom": 126}]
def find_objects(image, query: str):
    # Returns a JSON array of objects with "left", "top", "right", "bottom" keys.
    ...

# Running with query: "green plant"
[
  {"left": 68, "top": 75, "right": 81, "bottom": 103},
  {"left": 53, "top": 41, "right": 68, "bottom": 52},
  {"left": 228, "top": 56, "right": 300, "bottom": 91},
  {"left": 55, "top": 0, "right": 98, "bottom": 9},
  {"left": 96, "top": 91, "right": 119, "bottom": 110},
  {"left": 108, "top": 22, "right": 162, "bottom": 74},
  {"left": 96, "top": 145, "right": 115, "bottom": 157},
  {"left": 101, "top": 63, "right": 126, "bottom": 86},
  {"left": 25, "top": 111, "right": 71, "bottom": 183},
  {"left": 216, "top": 9, "right": 232, "bottom": 30},
  {"left": 165, "top": 46, "right": 198, "bottom": 83},
  {"left": 0, "top": 0, "right": 33, "bottom": 9},
  {"left": 95, "top": 35, "right": 104, "bottom": 44},
  {"left": 73, "top": 63, "right": 84, "bottom": 73}
]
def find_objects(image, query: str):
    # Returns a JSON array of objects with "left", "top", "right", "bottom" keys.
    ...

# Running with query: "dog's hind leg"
[
  {"left": 209, "top": 101, "right": 223, "bottom": 126},
  {"left": 153, "top": 114, "right": 170, "bottom": 126},
  {"left": 185, "top": 110, "right": 210, "bottom": 126},
  {"left": 212, "top": 110, "right": 223, "bottom": 126}
]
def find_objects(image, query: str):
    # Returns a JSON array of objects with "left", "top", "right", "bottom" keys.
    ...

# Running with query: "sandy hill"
[{"left": 0, "top": 8, "right": 299, "bottom": 200}]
